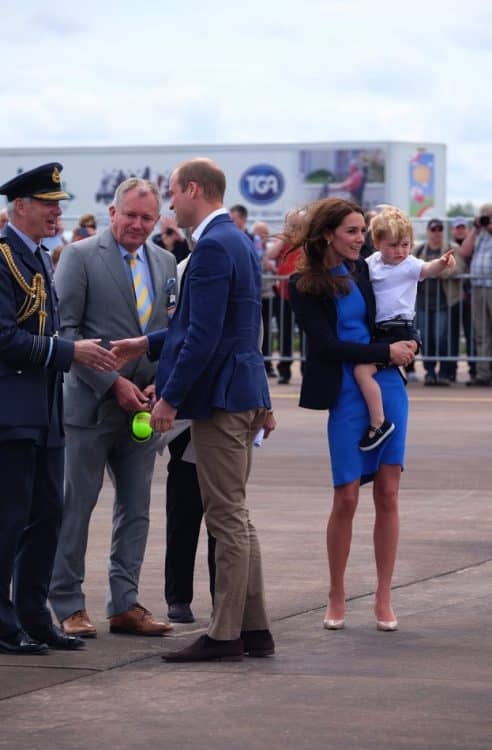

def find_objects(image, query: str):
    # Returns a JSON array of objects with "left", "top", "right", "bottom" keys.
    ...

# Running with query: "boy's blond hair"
[{"left": 369, "top": 205, "right": 413, "bottom": 246}]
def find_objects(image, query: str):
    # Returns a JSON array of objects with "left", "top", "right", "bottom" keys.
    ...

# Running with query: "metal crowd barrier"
[{"left": 261, "top": 273, "right": 492, "bottom": 368}]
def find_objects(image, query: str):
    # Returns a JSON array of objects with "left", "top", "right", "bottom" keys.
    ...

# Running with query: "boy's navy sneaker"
[{"left": 359, "top": 420, "right": 395, "bottom": 452}]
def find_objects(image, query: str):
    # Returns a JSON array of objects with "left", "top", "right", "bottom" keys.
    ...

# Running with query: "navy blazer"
[
  {"left": 0, "top": 226, "right": 73, "bottom": 440},
  {"left": 289, "top": 258, "right": 391, "bottom": 410},
  {"left": 148, "top": 214, "right": 271, "bottom": 419}
]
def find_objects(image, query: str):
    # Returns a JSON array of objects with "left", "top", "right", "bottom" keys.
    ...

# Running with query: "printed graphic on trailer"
[{"left": 409, "top": 149, "right": 435, "bottom": 218}]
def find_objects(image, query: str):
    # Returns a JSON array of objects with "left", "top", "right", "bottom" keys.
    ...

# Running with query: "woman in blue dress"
[{"left": 289, "top": 198, "right": 417, "bottom": 632}]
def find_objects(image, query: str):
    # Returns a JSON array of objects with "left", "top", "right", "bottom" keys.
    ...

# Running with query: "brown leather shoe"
[
  {"left": 109, "top": 604, "right": 173, "bottom": 637},
  {"left": 62, "top": 610, "right": 97, "bottom": 638}
]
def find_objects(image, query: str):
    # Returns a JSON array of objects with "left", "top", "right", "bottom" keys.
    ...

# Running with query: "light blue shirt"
[
  {"left": 470, "top": 231, "right": 492, "bottom": 287},
  {"left": 118, "top": 243, "right": 155, "bottom": 302},
  {"left": 8, "top": 221, "right": 38, "bottom": 254}
]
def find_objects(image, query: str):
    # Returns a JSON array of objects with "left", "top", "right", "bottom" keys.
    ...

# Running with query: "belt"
[{"left": 376, "top": 319, "right": 414, "bottom": 330}]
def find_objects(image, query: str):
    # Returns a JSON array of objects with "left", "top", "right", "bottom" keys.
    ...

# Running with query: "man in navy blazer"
[
  {"left": 112, "top": 158, "right": 276, "bottom": 662},
  {"left": 0, "top": 163, "right": 115, "bottom": 654}
]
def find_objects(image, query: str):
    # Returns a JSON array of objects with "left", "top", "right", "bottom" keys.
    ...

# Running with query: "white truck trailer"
[{"left": 0, "top": 140, "right": 446, "bottom": 232}]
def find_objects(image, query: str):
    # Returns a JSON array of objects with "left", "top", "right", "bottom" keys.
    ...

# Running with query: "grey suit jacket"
[{"left": 54, "top": 227, "right": 177, "bottom": 427}]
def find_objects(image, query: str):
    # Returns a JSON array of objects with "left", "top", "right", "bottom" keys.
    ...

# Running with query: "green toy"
[{"left": 130, "top": 411, "right": 153, "bottom": 442}]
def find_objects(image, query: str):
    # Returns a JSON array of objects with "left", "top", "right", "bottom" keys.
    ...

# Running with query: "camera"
[{"left": 474, "top": 215, "right": 491, "bottom": 229}]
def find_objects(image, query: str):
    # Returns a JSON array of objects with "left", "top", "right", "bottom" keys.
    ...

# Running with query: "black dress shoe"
[
  {"left": 161, "top": 634, "right": 243, "bottom": 662},
  {"left": 167, "top": 603, "right": 195, "bottom": 623},
  {"left": 435, "top": 376, "right": 451, "bottom": 386},
  {"left": 0, "top": 631, "right": 49, "bottom": 655},
  {"left": 27, "top": 624, "right": 85, "bottom": 651},
  {"left": 277, "top": 376, "right": 290, "bottom": 385},
  {"left": 241, "top": 629, "right": 275, "bottom": 657},
  {"left": 466, "top": 377, "right": 491, "bottom": 387}
]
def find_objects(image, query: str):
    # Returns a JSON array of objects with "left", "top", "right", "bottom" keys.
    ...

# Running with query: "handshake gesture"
[
  {"left": 71, "top": 336, "right": 146, "bottom": 374},
  {"left": 110, "top": 335, "right": 149, "bottom": 370},
  {"left": 73, "top": 339, "right": 117, "bottom": 372}
]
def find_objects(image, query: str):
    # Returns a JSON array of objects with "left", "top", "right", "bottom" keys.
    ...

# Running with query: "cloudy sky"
[{"left": 1, "top": 0, "right": 491, "bottom": 208}]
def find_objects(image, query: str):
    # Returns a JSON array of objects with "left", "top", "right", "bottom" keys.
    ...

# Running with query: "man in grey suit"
[{"left": 49, "top": 178, "right": 177, "bottom": 638}]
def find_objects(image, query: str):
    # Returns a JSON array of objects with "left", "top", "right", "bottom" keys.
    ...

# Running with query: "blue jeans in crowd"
[{"left": 416, "top": 305, "right": 457, "bottom": 380}]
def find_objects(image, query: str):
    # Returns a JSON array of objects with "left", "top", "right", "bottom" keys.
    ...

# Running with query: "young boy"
[{"left": 355, "top": 206, "right": 455, "bottom": 451}]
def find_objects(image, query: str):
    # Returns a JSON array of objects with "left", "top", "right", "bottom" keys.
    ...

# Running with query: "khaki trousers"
[{"left": 191, "top": 408, "right": 270, "bottom": 641}]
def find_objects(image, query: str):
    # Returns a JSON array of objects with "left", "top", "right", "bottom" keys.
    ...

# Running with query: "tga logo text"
[{"left": 239, "top": 164, "right": 285, "bottom": 204}]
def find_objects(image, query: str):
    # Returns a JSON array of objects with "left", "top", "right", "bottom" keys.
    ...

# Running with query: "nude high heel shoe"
[
  {"left": 323, "top": 618, "right": 345, "bottom": 630},
  {"left": 376, "top": 619, "right": 398, "bottom": 632}
]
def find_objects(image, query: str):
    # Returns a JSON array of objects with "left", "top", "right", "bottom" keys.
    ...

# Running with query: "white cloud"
[{"left": 1, "top": 0, "right": 491, "bottom": 207}]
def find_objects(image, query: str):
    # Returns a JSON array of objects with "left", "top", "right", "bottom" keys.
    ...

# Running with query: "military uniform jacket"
[{"left": 0, "top": 225, "right": 73, "bottom": 443}]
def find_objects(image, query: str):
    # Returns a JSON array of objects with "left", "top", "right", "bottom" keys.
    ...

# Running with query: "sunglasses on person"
[{"left": 429, "top": 225, "right": 444, "bottom": 232}]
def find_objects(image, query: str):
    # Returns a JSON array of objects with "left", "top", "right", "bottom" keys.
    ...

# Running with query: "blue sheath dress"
[{"left": 328, "top": 266, "right": 408, "bottom": 487}]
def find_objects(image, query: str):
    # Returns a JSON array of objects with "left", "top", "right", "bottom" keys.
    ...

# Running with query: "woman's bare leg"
[
  {"left": 372, "top": 464, "right": 401, "bottom": 622},
  {"left": 324, "top": 480, "right": 360, "bottom": 621}
]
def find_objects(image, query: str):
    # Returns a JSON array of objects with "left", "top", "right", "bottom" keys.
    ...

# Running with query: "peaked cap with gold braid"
[{"left": 0, "top": 162, "right": 69, "bottom": 201}]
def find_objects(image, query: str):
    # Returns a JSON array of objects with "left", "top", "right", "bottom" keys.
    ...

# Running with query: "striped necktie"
[{"left": 126, "top": 253, "right": 152, "bottom": 330}]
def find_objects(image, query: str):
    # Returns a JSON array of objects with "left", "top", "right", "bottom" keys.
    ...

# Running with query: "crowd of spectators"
[
  {"left": 223, "top": 205, "right": 492, "bottom": 386},
  {"left": 21, "top": 200, "right": 492, "bottom": 386},
  {"left": 5, "top": 194, "right": 492, "bottom": 386}
]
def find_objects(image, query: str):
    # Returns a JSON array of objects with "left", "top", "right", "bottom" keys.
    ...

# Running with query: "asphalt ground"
[{"left": 1, "top": 363, "right": 491, "bottom": 750}]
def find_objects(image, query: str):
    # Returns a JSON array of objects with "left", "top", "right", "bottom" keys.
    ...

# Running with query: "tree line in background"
[{"left": 447, "top": 202, "right": 477, "bottom": 217}]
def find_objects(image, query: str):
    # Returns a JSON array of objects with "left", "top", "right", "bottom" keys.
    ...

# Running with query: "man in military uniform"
[{"left": 0, "top": 163, "right": 115, "bottom": 654}]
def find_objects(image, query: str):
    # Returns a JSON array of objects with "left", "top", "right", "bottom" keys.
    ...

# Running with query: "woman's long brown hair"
[{"left": 291, "top": 198, "right": 364, "bottom": 298}]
